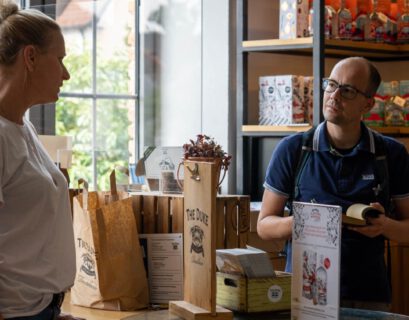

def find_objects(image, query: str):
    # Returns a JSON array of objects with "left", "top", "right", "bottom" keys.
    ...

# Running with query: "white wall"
[
  {"left": 155, "top": 0, "right": 231, "bottom": 192},
  {"left": 202, "top": 0, "right": 230, "bottom": 193}
]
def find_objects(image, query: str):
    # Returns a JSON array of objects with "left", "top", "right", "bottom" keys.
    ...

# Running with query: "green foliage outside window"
[{"left": 56, "top": 48, "right": 134, "bottom": 190}]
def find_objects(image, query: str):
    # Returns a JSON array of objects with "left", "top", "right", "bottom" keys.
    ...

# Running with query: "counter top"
[
  {"left": 62, "top": 292, "right": 149, "bottom": 320},
  {"left": 62, "top": 292, "right": 409, "bottom": 320}
]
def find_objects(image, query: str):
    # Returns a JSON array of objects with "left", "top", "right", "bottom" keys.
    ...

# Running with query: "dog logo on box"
[{"left": 190, "top": 225, "right": 204, "bottom": 257}]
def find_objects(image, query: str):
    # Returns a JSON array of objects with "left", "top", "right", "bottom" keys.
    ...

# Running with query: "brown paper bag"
[{"left": 71, "top": 176, "right": 149, "bottom": 310}]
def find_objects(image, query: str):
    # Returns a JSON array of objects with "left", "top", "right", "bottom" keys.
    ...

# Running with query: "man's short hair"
[
  {"left": 366, "top": 61, "right": 381, "bottom": 97},
  {"left": 340, "top": 57, "right": 381, "bottom": 98}
]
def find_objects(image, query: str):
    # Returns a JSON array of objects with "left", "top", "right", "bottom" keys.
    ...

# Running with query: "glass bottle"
[
  {"left": 385, "top": 0, "right": 399, "bottom": 42},
  {"left": 366, "top": 0, "right": 385, "bottom": 42},
  {"left": 397, "top": 0, "right": 409, "bottom": 43},
  {"left": 337, "top": 0, "right": 353, "bottom": 39},
  {"left": 347, "top": 0, "right": 358, "bottom": 19},
  {"left": 308, "top": 0, "right": 314, "bottom": 36},
  {"left": 325, "top": 0, "right": 338, "bottom": 38},
  {"left": 158, "top": 148, "right": 176, "bottom": 193},
  {"left": 352, "top": 0, "right": 371, "bottom": 40}
]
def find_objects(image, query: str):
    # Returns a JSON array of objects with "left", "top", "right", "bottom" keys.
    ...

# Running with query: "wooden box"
[{"left": 216, "top": 271, "right": 291, "bottom": 313}]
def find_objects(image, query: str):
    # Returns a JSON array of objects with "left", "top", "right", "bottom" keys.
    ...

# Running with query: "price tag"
[{"left": 393, "top": 96, "right": 406, "bottom": 108}]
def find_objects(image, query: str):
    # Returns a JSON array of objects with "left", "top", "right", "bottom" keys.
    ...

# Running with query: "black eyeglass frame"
[{"left": 322, "top": 78, "right": 372, "bottom": 100}]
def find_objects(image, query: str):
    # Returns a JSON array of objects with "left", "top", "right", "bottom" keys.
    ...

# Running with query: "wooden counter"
[
  {"left": 61, "top": 292, "right": 290, "bottom": 320},
  {"left": 62, "top": 291, "right": 149, "bottom": 320}
]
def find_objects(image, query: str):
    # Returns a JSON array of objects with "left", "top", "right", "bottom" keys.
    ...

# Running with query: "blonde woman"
[{"left": 0, "top": 1, "right": 80, "bottom": 319}]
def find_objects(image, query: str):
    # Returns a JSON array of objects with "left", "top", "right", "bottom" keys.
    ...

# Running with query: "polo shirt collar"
[{"left": 312, "top": 121, "right": 376, "bottom": 154}]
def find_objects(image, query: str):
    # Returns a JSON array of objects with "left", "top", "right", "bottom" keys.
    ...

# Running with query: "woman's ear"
[{"left": 22, "top": 45, "right": 37, "bottom": 72}]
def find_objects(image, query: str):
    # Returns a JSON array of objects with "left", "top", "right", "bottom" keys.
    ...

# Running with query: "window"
[
  {"left": 24, "top": 0, "right": 206, "bottom": 191},
  {"left": 26, "top": 0, "right": 139, "bottom": 190}
]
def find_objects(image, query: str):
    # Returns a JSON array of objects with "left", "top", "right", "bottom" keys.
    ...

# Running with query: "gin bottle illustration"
[{"left": 316, "top": 266, "right": 328, "bottom": 305}]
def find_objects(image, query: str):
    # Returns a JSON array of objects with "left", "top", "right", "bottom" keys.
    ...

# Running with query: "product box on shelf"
[
  {"left": 303, "top": 76, "right": 314, "bottom": 125},
  {"left": 363, "top": 98, "right": 385, "bottom": 127},
  {"left": 259, "top": 75, "right": 305, "bottom": 125},
  {"left": 363, "top": 81, "right": 390, "bottom": 127},
  {"left": 399, "top": 80, "right": 409, "bottom": 126},
  {"left": 279, "top": 0, "right": 309, "bottom": 39},
  {"left": 384, "top": 81, "right": 404, "bottom": 127}
]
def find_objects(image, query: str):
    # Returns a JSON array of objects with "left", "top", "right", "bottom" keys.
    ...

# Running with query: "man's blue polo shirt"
[{"left": 264, "top": 121, "right": 409, "bottom": 303}]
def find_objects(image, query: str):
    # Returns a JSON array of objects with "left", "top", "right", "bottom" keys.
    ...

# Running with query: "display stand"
[{"left": 169, "top": 160, "right": 233, "bottom": 320}]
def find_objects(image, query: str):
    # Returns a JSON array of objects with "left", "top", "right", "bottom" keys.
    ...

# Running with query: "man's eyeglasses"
[{"left": 322, "top": 78, "right": 372, "bottom": 100}]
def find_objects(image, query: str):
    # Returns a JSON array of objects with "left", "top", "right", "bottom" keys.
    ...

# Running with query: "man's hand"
[
  {"left": 348, "top": 202, "right": 387, "bottom": 237},
  {"left": 58, "top": 313, "right": 85, "bottom": 320}
]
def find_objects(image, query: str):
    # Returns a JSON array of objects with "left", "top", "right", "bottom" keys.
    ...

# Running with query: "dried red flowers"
[{"left": 182, "top": 134, "right": 232, "bottom": 171}]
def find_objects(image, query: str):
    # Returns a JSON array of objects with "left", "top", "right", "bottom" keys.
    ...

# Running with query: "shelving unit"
[
  {"left": 242, "top": 37, "right": 409, "bottom": 59},
  {"left": 235, "top": 0, "right": 324, "bottom": 198},
  {"left": 233, "top": 2, "right": 409, "bottom": 315},
  {"left": 235, "top": 0, "right": 409, "bottom": 200}
]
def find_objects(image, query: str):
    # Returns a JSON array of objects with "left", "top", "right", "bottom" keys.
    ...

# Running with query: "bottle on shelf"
[
  {"left": 366, "top": 0, "right": 386, "bottom": 42},
  {"left": 390, "top": 0, "right": 401, "bottom": 19},
  {"left": 347, "top": 0, "right": 359, "bottom": 19},
  {"left": 325, "top": 0, "right": 338, "bottom": 38},
  {"left": 308, "top": 0, "right": 314, "bottom": 36},
  {"left": 397, "top": 0, "right": 409, "bottom": 43},
  {"left": 386, "top": 0, "right": 399, "bottom": 43},
  {"left": 337, "top": 0, "right": 353, "bottom": 39},
  {"left": 352, "top": 0, "right": 371, "bottom": 40}
]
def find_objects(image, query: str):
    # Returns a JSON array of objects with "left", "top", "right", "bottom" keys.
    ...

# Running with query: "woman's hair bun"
[{"left": 0, "top": 0, "right": 18, "bottom": 23}]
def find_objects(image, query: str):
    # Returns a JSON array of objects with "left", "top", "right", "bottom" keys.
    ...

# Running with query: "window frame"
[{"left": 23, "top": 0, "right": 141, "bottom": 186}]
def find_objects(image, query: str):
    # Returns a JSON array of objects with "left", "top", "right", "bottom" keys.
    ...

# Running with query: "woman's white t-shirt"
[{"left": 0, "top": 116, "right": 76, "bottom": 317}]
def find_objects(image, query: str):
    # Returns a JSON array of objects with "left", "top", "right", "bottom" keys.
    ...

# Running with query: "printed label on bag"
[{"left": 76, "top": 237, "right": 98, "bottom": 290}]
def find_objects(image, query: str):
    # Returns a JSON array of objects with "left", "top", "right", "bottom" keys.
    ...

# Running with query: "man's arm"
[
  {"left": 350, "top": 198, "right": 409, "bottom": 243},
  {"left": 257, "top": 188, "right": 293, "bottom": 241}
]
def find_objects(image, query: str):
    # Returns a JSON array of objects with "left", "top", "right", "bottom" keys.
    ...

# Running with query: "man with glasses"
[{"left": 257, "top": 57, "right": 409, "bottom": 311}]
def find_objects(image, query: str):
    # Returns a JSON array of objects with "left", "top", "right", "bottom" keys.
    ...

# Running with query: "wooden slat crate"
[{"left": 131, "top": 194, "right": 250, "bottom": 249}]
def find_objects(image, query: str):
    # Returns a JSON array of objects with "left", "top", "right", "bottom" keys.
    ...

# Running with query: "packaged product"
[
  {"left": 399, "top": 80, "right": 409, "bottom": 126},
  {"left": 259, "top": 75, "right": 305, "bottom": 125},
  {"left": 303, "top": 76, "right": 314, "bottom": 125},
  {"left": 279, "top": 0, "right": 309, "bottom": 39},
  {"left": 363, "top": 81, "right": 386, "bottom": 126}
]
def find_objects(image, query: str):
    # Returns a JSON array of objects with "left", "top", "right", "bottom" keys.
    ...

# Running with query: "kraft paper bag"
[{"left": 71, "top": 177, "right": 149, "bottom": 310}]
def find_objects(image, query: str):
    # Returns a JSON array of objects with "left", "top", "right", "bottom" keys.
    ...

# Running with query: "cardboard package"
[
  {"left": 279, "top": 0, "right": 309, "bottom": 39},
  {"left": 259, "top": 75, "right": 305, "bottom": 125}
]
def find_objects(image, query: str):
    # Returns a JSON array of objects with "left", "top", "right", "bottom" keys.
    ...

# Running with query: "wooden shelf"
[
  {"left": 242, "top": 38, "right": 409, "bottom": 60},
  {"left": 242, "top": 38, "right": 313, "bottom": 52},
  {"left": 242, "top": 124, "right": 312, "bottom": 136},
  {"left": 370, "top": 126, "right": 409, "bottom": 134},
  {"left": 325, "top": 39, "right": 409, "bottom": 60},
  {"left": 241, "top": 125, "right": 409, "bottom": 136}
]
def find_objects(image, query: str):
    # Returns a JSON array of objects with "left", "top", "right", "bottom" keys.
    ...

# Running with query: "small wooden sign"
[{"left": 169, "top": 160, "right": 233, "bottom": 320}]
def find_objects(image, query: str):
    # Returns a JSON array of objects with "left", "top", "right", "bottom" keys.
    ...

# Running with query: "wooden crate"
[
  {"left": 216, "top": 271, "right": 291, "bottom": 313},
  {"left": 130, "top": 194, "right": 250, "bottom": 249}
]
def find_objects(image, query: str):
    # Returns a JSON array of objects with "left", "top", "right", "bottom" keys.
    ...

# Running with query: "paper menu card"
[
  {"left": 291, "top": 202, "right": 342, "bottom": 320},
  {"left": 139, "top": 233, "right": 183, "bottom": 304}
]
